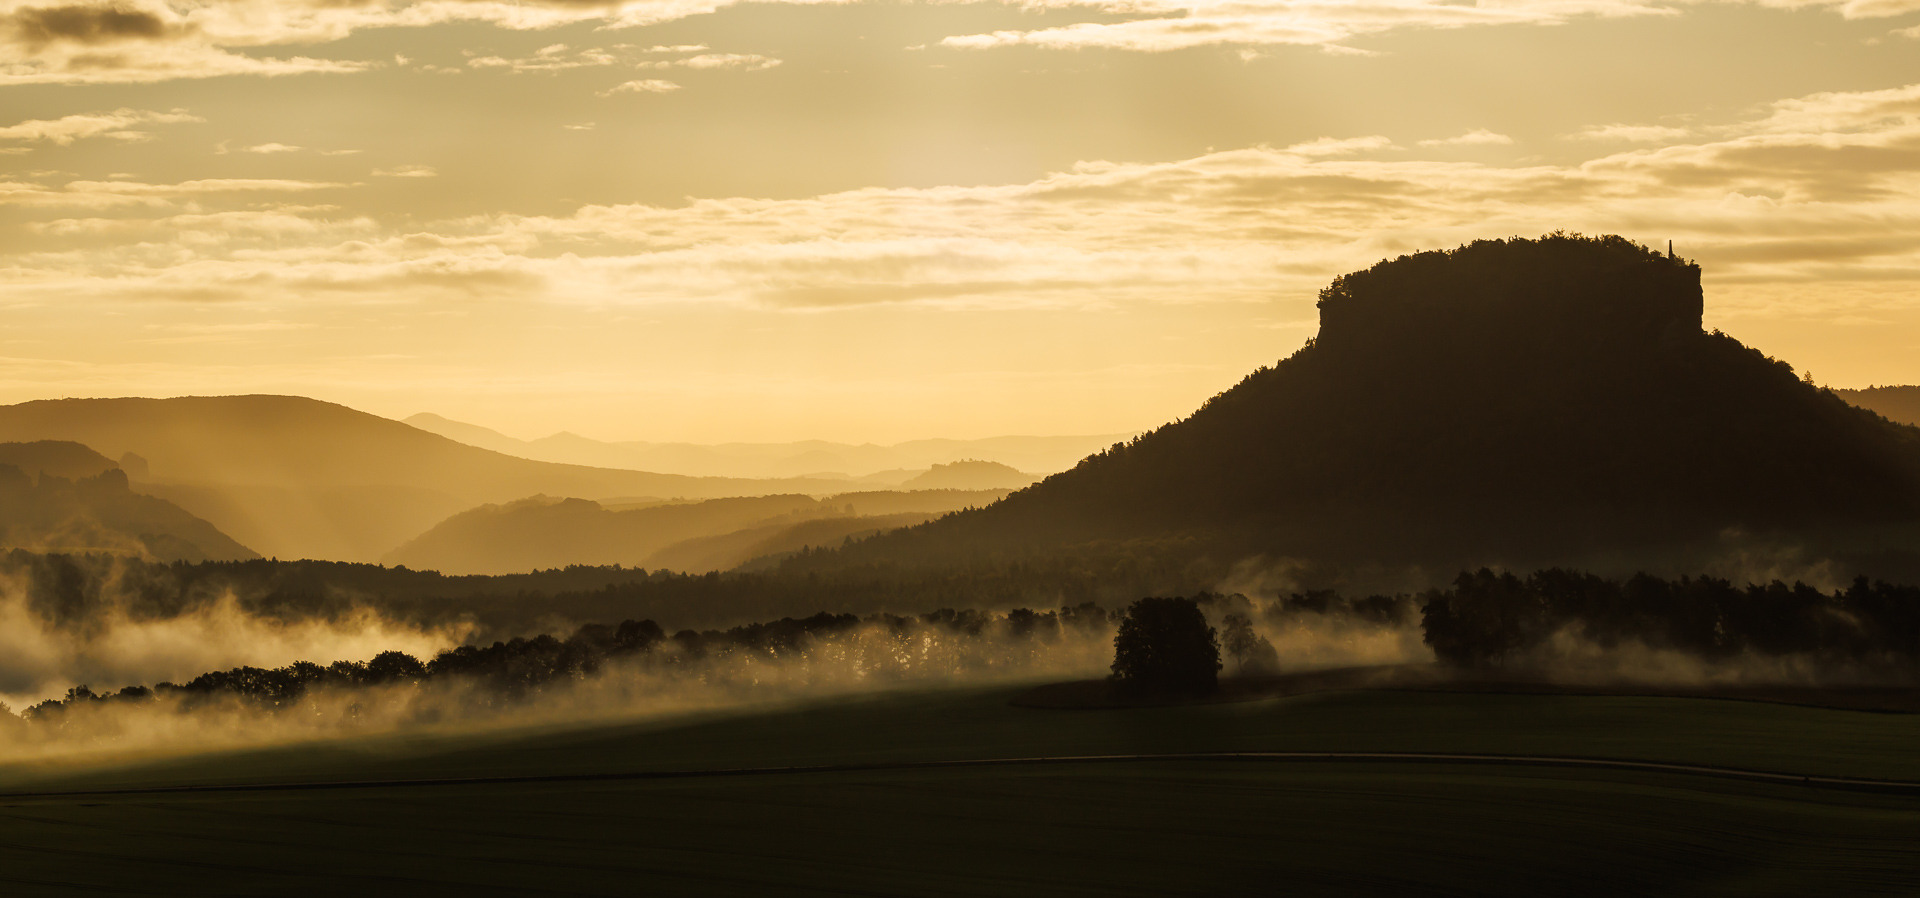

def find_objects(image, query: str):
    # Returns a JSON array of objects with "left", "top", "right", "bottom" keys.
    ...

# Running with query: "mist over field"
[
  {"left": 0, "top": 602, "right": 1124, "bottom": 766},
  {"left": 0, "top": 560, "right": 470, "bottom": 712}
]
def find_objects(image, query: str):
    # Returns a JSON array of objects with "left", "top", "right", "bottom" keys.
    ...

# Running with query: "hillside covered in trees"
[{"left": 807, "top": 235, "right": 1920, "bottom": 578}]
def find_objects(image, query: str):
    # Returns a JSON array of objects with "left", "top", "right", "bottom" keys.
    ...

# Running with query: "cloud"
[
  {"left": 0, "top": 107, "right": 200, "bottom": 146},
  {"left": 930, "top": 0, "right": 1920, "bottom": 53},
  {"left": 1752, "top": 82, "right": 1920, "bottom": 133},
  {"left": 241, "top": 141, "right": 302, "bottom": 153},
  {"left": 937, "top": 0, "right": 1674, "bottom": 53},
  {"left": 1418, "top": 129, "right": 1514, "bottom": 147},
  {"left": 638, "top": 52, "right": 779, "bottom": 71},
  {"left": 598, "top": 78, "right": 679, "bottom": 96},
  {"left": 4, "top": 3, "right": 190, "bottom": 50},
  {"left": 0, "top": 176, "right": 345, "bottom": 208},
  {"left": 372, "top": 164, "right": 436, "bottom": 177},
  {"left": 464, "top": 43, "right": 778, "bottom": 79},
  {"left": 1283, "top": 135, "right": 1394, "bottom": 156},
  {"left": 5, "top": 81, "right": 1920, "bottom": 318},
  {"left": 1571, "top": 122, "right": 1691, "bottom": 142},
  {"left": 0, "top": 0, "right": 1904, "bottom": 88},
  {"left": 465, "top": 42, "right": 621, "bottom": 72}
]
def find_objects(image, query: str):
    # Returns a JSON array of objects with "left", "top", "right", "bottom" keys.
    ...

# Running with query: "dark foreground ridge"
[{"left": 8, "top": 751, "right": 1919, "bottom": 801}]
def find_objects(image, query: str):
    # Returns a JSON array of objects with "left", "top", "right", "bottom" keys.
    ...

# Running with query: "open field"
[{"left": 4, "top": 685, "right": 1919, "bottom": 895}]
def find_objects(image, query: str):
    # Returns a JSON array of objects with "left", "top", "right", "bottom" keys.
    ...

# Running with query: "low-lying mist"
[
  {"left": 0, "top": 561, "right": 468, "bottom": 712},
  {"left": 6, "top": 551, "right": 1919, "bottom": 775},
  {"left": 0, "top": 607, "right": 1123, "bottom": 768}
]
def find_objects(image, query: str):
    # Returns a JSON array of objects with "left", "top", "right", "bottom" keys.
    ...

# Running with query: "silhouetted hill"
[
  {"left": 647, "top": 512, "right": 940, "bottom": 574},
  {"left": 383, "top": 489, "right": 1011, "bottom": 575},
  {"left": 403, "top": 412, "right": 1127, "bottom": 480},
  {"left": 900, "top": 460, "right": 1037, "bottom": 491},
  {"left": 817, "top": 235, "right": 1920, "bottom": 574},
  {"left": 401, "top": 413, "right": 530, "bottom": 456},
  {"left": 0, "top": 463, "right": 256, "bottom": 562},
  {"left": 0, "top": 441, "right": 120, "bottom": 480},
  {"left": 1837, "top": 386, "right": 1920, "bottom": 428},
  {"left": 0, "top": 396, "right": 859, "bottom": 562}
]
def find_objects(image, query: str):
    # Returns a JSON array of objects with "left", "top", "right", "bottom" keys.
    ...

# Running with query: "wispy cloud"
[
  {"left": 465, "top": 43, "right": 622, "bottom": 73},
  {"left": 1283, "top": 135, "right": 1394, "bottom": 156},
  {"left": 0, "top": 107, "right": 200, "bottom": 146},
  {"left": 937, "top": 0, "right": 1673, "bottom": 53},
  {"left": 638, "top": 52, "right": 780, "bottom": 71},
  {"left": 372, "top": 164, "right": 436, "bottom": 178},
  {"left": 1571, "top": 122, "right": 1691, "bottom": 142},
  {"left": 1, "top": 176, "right": 345, "bottom": 208},
  {"left": 1418, "top": 129, "right": 1513, "bottom": 147},
  {"left": 598, "top": 79, "right": 680, "bottom": 96}
]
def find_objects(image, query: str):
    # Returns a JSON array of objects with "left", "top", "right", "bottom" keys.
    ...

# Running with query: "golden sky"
[{"left": 2, "top": 0, "right": 1919, "bottom": 442}]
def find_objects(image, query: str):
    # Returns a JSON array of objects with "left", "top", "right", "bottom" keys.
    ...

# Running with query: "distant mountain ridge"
[
  {"left": 1837, "top": 386, "right": 1920, "bottom": 428},
  {"left": 0, "top": 442, "right": 255, "bottom": 562},
  {"left": 402, "top": 412, "right": 1124, "bottom": 480},
  {"left": 899, "top": 460, "right": 1036, "bottom": 491},
  {"left": 0, "top": 440, "right": 121, "bottom": 480},
  {"left": 812, "top": 235, "right": 1920, "bottom": 575},
  {"left": 384, "top": 489, "right": 1011, "bottom": 575},
  {"left": 0, "top": 396, "right": 866, "bottom": 562}
]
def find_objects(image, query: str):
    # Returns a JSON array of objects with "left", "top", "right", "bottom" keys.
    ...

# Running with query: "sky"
[{"left": 1, "top": 0, "right": 1918, "bottom": 443}]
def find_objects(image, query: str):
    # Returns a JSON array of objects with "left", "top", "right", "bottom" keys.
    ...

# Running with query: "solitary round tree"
[{"left": 1110, "top": 597, "right": 1221, "bottom": 695}]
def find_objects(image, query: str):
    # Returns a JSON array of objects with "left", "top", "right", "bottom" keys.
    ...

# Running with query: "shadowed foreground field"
[{"left": 3, "top": 687, "right": 1919, "bottom": 895}]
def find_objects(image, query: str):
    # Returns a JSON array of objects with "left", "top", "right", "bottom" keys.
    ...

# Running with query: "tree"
[
  {"left": 1110, "top": 597, "right": 1221, "bottom": 695},
  {"left": 365, "top": 650, "right": 426, "bottom": 684},
  {"left": 1220, "top": 613, "right": 1280, "bottom": 675}
]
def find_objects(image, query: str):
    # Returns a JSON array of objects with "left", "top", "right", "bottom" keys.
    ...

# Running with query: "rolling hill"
[
  {"left": 1837, "top": 386, "right": 1920, "bottom": 428},
  {"left": 403, "top": 413, "right": 1124, "bottom": 480},
  {"left": 383, "top": 489, "right": 1010, "bottom": 575},
  {"left": 0, "top": 440, "right": 123, "bottom": 480},
  {"left": 0, "top": 397, "right": 859, "bottom": 563},
  {"left": 0, "top": 445, "right": 256, "bottom": 562},
  {"left": 899, "top": 461, "right": 1037, "bottom": 491},
  {"left": 816, "top": 235, "right": 1920, "bottom": 575}
]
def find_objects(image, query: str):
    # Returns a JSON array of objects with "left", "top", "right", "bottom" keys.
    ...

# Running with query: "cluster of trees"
[
  {"left": 6, "top": 602, "right": 1118, "bottom": 736},
  {"left": 1421, "top": 568, "right": 1920, "bottom": 668}
]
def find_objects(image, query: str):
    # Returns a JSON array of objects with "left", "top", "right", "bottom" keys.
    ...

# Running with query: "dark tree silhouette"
[
  {"left": 365, "top": 650, "right": 426, "bottom": 684},
  {"left": 1111, "top": 597, "right": 1221, "bottom": 695}
]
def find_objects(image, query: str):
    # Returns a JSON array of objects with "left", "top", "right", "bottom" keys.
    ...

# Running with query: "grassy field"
[{"left": 3, "top": 685, "right": 1919, "bottom": 895}]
